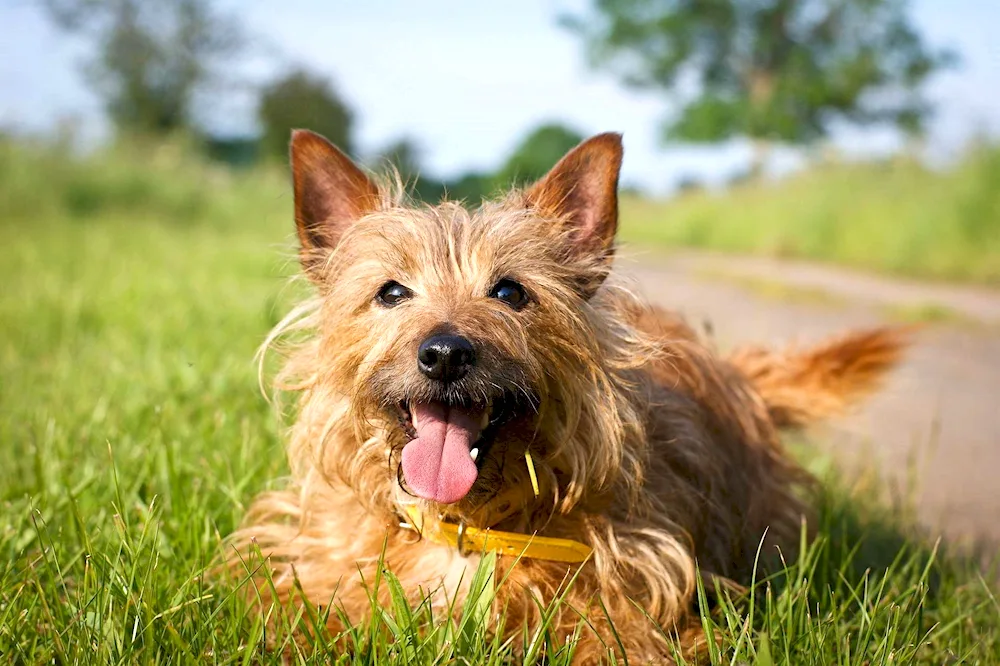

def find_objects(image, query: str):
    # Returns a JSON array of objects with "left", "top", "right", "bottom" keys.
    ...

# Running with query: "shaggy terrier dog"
[{"left": 229, "top": 130, "right": 905, "bottom": 663}]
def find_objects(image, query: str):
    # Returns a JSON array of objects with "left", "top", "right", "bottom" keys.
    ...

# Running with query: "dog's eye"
[
  {"left": 489, "top": 279, "right": 529, "bottom": 310},
  {"left": 376, "top": 281, "right": 413, "bottom": 307}
]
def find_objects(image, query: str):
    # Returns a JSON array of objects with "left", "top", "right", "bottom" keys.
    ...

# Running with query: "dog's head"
[{"left": 286, "top": 130, "right": 647, "bottom": 512}]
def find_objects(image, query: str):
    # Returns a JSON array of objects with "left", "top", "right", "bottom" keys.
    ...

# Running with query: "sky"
[{"left": 1, "top": 0, "right": 998, "bottom": 192}]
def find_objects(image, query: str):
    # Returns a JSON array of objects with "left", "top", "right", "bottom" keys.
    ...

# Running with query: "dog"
[{"left": 228, "top": 129, "right": 906, "bottom": 663}]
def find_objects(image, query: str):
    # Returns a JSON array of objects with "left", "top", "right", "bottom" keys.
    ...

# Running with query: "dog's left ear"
[{"left": 526, "top": 132, "right": 623, "bottom": 292}]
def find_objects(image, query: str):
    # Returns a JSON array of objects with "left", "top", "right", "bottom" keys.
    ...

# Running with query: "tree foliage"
[
  {"left": 373, "top": 138, "right": 423, "bottom": 182},
  {"left": 563, "top": 0, "right": 954, "bottom": 144},
  {"left": 368, "top": 124, "right": 588, "bottom": 207},
  {"left": 42, "top": 0, "right": 243, "bottom": 135},
  {"left": 372, "top": 137, "right": 445, "bottom": 200},
  {"left": 356, "top": 123, "right": 588, "bottom": 207},
  {"left": 258, "top": 69, "right": 356, "bottom": 160},
  {"left": 495, "top": 123, "right": 586, "bottom": 186}
]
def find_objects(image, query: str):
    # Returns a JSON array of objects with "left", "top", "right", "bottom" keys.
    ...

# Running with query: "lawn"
[
  {"left": 620, "top": 145, "right": 1000, "bottom": 285},
  {"left": 1, "top": 138, "right": 998, "bottom": 663}
]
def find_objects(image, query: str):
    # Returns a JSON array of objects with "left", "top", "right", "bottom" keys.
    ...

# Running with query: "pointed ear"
[
  {"left": 526, "top": 132, "right": 623, "bottom": 270},
  {"left": 290, "top": 129, "right": 379, "bottom": 277}
]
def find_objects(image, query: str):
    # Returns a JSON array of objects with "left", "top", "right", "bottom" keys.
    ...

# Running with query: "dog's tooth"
[
  {"left": 410, "top": 406, "right": 418, "bottom": 429},
  {"left": 470, "top": 447, "right": 479, "bottom": 462}
]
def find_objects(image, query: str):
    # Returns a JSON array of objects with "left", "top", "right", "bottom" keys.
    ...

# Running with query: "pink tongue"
[{"left": 401, "top": 402, "right": 482, "bottom": 504}]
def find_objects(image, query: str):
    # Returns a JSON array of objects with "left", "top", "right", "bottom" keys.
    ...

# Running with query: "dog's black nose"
[{"left": 417, "top": 334, "right": 476, "bottom": 382}]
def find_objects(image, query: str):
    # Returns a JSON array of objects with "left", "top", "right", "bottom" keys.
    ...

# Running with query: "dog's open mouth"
[{"left": 397, "top": 400, "right": 499, "bottom": 504}]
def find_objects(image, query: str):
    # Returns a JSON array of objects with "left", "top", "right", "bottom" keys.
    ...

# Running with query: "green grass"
[
  {"left": 694, "top": 268, "right": 987, "bottom": 327},
  {"left": 620, "top": 146, "right": 1000, "bottom": 284},
  {"left": 1, "top": 138, "right": 999, "bottom": 663}
]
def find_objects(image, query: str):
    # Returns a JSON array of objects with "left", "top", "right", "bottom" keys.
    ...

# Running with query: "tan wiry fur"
[{"left": 226, "top": 131, "right": 906, "bottom": 664}]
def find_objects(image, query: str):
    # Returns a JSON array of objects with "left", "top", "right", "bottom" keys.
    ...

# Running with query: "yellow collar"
[{"left": 399, "top": 504, "right": 593, "bottom": 564}]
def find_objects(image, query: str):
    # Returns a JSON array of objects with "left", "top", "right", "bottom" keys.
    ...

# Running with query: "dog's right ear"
[{"left": 290, "top": 129, "right": 379, "bottom": 278}]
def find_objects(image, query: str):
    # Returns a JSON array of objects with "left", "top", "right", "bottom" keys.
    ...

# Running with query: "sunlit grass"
[{"left": 620, "top": 147, "right": 1000, "bottom": 284}]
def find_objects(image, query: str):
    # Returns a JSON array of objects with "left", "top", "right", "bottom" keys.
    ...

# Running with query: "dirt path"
[{"left": 620, "top": 250, "right": 1000, "bottom": 545}]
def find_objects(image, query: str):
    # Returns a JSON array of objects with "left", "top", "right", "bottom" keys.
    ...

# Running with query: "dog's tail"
[{"left": 728, "top": 326, "right": 911, "bottom": 429}]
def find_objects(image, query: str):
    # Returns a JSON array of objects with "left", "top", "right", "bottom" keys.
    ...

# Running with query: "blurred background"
[
  {"left": 1, "top": 0, "right": 998, "bottom": 543},
  {"left": 4, "top": 1, "right": 1000, "bottom": 193}
]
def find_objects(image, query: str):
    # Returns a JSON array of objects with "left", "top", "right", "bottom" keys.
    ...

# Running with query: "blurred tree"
[
  {"left": 371, "top": 138, "right": 494, "bottom": 205},
  {"left": 443, "top": 172, "right": 496, "bottom": 205},
  {"left": 259, "top": 69, "right": 355, "bottom": 160},
  {"left": 202, "top": 134, "right": 258, "bottom": 168},
  {"left": 380, "top": 138, "right": 448, "bottom": 201},
  {"left": 495, "top": 123, "right": 586, "bottom": 186},
  {"left": 372, "top": 137, "right": 444, "bottom": 201},
  {"left": 368, "top": 124, "right": 589, "bottom": 207},
  {"left": 563, "top": 0, "right": 954, "bottom": 170},
  {"left": 42, "top": 0, "right": 244, "bottom": 135},
  {"left": 373, "top": 137, "right": 423, "bottom": 182}
]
